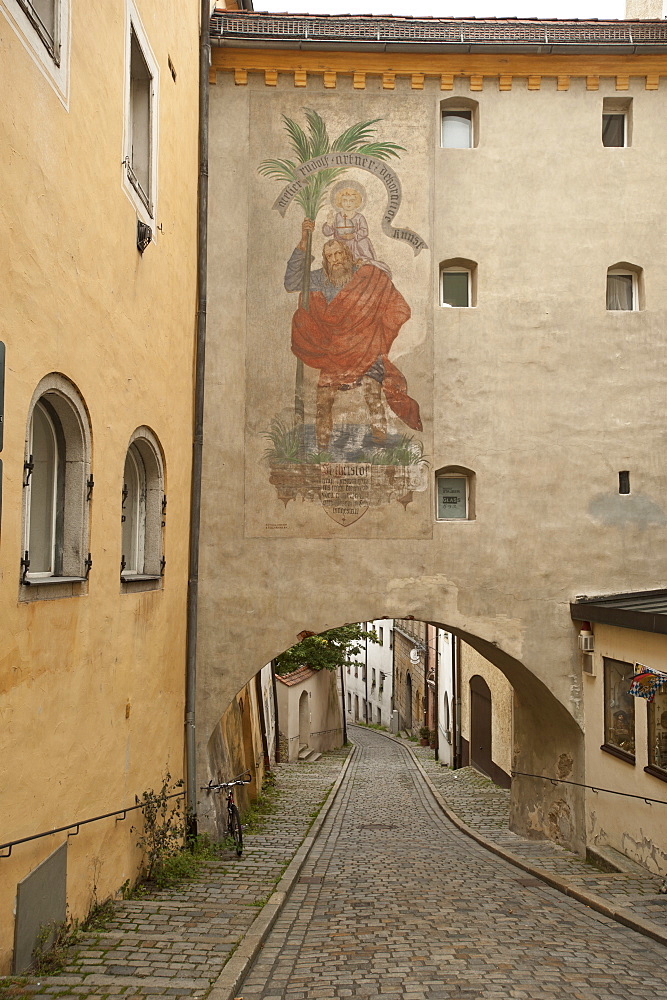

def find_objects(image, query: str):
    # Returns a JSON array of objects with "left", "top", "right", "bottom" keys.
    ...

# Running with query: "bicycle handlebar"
[{"left": 202, "top": 772, "right": 252, "bottom": 792}]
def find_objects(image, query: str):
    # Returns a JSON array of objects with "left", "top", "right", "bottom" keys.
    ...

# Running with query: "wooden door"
[{"left": 470, "top": 675, "right": 492, "bottom": 777}]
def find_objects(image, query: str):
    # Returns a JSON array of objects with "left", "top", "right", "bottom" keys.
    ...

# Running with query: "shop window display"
[{"left": 603, "top": 657, "right": 635, "bottom": 759}]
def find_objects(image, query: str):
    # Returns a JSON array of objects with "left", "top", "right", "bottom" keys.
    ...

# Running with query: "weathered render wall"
[
  {"left": 276, "top": 669, "right": 343, "bottom": 761},
  {"left": 459, "top": 643, "right": 513, "bottom": 782},
  {"left": 201, "top": 57, "right": 667, "bottom": 853},
  {"left": 0, "top": 0, "right": 199, "bottom": 973},
  {"left": 584, "top": 624, "right": 667, "bottom": 875}
]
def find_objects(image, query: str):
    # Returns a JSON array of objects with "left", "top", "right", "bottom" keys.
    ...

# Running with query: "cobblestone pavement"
[
  {"left": 2, "top": 749, "right": 349, "bottom": 1000},
  {"left": 239, "top": 726, "right": 667, "bottom": 1000},
  {"left": 408, "top": 739, "right": 667, "bottom": 928}
]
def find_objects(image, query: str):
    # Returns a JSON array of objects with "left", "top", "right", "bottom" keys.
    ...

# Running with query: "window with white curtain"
[
  {"left": 25, "top": 401, "right": 59, "bottom": 576},
  {"left": 22, "top": 376, "right": 91, "bottom": 591},
  {"left": 122, "top": 444, "right": 146, "bottom": 576},
  {"left": 120, "top": 429, "right": 165, "bottom": 586},
  {"left": 441, "top": 110, "right": 472, "bottom": 149},
  {"left": 606, "top": 269, "right": 637, "bottom": 311}
]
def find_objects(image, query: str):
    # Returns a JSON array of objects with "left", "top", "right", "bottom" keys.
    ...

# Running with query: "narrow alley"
[{"left": 238, "top": 726, "right": 667, "bottom": 1000}]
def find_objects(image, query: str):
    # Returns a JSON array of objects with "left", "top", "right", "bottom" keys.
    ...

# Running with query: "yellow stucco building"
[{"left": 0, "top": 0, "right": 200, "bottom": 973}]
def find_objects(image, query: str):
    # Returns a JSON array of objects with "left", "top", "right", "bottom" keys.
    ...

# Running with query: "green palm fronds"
[{"left": 258, "top": 109, "right": 405, "bottom": 221}]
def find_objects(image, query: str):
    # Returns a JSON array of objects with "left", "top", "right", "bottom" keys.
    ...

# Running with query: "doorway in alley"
[{"left": 470, "top": 674, "right": 492, "bottom": 778}]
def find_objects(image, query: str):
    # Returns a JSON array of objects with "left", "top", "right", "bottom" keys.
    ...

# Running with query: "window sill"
[
  {"left": 644, "top": 765, "right": 667, "bottom": 784},
  {"left": 20, "top": 577, "right": 87, "bottom": 602},
  {"left": 601, "top": 743, "right": 636, "bottom": 765},
  {"left": 120, "top": 574, "right": 162, "bottom": 595}
]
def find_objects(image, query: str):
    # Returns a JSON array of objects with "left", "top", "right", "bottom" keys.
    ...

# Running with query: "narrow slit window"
[{"left": 619, "top": 471, "right": 630, "bottom": 495}]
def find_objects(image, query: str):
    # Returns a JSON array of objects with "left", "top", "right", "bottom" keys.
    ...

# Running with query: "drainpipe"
[
  {"left": 434, "top": 627, "right": 439, "bottom": 761},
  {"left": 271, "top": 659, "right": 281, "bottom": 763},
  {"left": 454, "top": 634, "right": 462, "bottom": 769},
  {"left": 184, "top": 0, "right": 212, "bottom": 834},
  {"left": 340, "top": 661, "right": 348, "bottom": 746},
  {"left": 364, "top": 625, "right": 369, "bottom": 723}
]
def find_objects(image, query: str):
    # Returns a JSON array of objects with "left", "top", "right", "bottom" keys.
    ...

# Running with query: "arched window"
[
  {"left": 22, "top": 375, "right": 91, "bottom": 591},
  {"left": 440, "top": 97, "right": 479, "bottom": 149},
  {"left": 440, "top": 258, "right": 477, "bottom": 308},
  {"left": 120, "top": 427, "right": 165, "bottom": 587},
  {"left": 435, "top": 465, "right": 476, "bottom": 521},
  {"left": 606, "top": 262, "right": 643, "bottom": 311}
]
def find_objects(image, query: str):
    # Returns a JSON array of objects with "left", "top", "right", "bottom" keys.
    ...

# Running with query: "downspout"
[
  {"left": 340, "top": 661, "right": 348, "bottom": 746},
  {"left": 271, "top": 659, "right": 281, "bottom": 763},
  {"left": 454, "top": 634, "right": 462, "bottom": 769},
  {"left": 434, "top": 627, "right": 439, "bottom": 762},
  {"left": 364, "top": 626, "right": 369, "bottom": 723},
  {"left": 185, "top": 0, "right": 211, "bottom": 833}
]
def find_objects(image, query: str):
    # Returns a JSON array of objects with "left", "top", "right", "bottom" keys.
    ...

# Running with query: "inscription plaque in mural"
[{"left": 257, "top": 109, "right": 430, "bottom": 529}]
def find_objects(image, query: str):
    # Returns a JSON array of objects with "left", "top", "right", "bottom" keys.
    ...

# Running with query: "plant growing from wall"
[
  {"left": 275, "top": 624, "right": 380, "bottom": 675},
  {"left": 133, "top": 770, "right": 185, "bottom": 884}
]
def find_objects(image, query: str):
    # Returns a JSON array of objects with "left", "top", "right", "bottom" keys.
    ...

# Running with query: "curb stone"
[
  {"left": 206, "top": 744, "right": 357, "bottom": 1000},
  {"left": 372, "top": 726, "right": 667, "bottom": 950}
]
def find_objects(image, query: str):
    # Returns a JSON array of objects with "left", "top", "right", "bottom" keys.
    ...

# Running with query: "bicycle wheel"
[{"left": 228, "top": 803, "right": 243, "bottom": 856}]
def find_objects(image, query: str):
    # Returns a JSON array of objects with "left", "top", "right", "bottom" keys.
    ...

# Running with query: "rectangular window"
[
  {"left": 436, "top": 475, "right": 468, "bottom": 520},
  {"left": 128, "top": 28, "right": 152, "bottom": 210},
  {"left": 602, "top": 113, "right": 625, "bottom": 147},
  {"left": 372, "top": 669, "right": 376, "bottom": 688},
  {"left": 603, "top": 657, "right": 635, "bottom": 760},
  {"left": 441, "top": 270, "right": 470, "bottom": 308},
  {"left": 648, "top": 687, "right": 667, "bottom": 777},
  {"left": 606, "top": 271, "right": 635, "bottom": 311},
  {"left": 16, "top": 0, "right": 59, "bottom": 60},
  {"left": 441, "top": 110, "right": 472, "bottom": 149}
]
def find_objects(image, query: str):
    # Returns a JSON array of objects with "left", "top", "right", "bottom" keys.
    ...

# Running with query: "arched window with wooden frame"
[{"left": 120, "top": 426, "right": 165, "bottom": 590}]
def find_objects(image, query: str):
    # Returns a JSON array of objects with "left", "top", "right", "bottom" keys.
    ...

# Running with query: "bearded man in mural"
[{"left": 284, "top": 218, "right": 422, "bottom": 453}]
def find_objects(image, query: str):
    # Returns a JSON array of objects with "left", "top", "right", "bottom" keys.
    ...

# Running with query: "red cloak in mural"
[{"left": 291, "top": 264, "right": 422, "bottom": 432}]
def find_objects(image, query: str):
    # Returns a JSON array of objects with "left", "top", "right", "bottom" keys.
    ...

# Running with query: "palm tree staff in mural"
[
  {"left": 284, "top": 218, "right": 422, "bottom": 452},
  {"left": 258, "top": 111, "right": 407, "bottom": 443}
]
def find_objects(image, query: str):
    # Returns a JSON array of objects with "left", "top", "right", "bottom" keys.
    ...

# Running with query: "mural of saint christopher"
[{"left": 284, "top": 217, "right": 422, "bottom": 452}]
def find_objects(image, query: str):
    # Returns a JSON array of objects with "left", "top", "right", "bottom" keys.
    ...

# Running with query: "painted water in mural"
[{"left": 258, "top": 110, "right": 428, "bottom": 526}]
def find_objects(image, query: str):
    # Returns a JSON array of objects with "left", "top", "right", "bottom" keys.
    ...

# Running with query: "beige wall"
[
  {"left": 583, "top": 624, "right": 667, "bottom": 875},
  {"left": 625, "top": 1, "right": 666, "bottom": 17},
  {"left": 459, "top": 643, "right": 513, "bottom": 780},
  {"left": 201, "top": 59, "right": 667, "bottom": 853},
  {"left": 0, "top": 0, "right": 199, "bottom": 973},
  {"left": 276, "top": 670, "right": 343, "bottom": 762}
]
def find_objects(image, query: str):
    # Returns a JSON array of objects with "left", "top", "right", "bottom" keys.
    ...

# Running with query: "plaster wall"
[
  {"left": 0, "top": 0, "right": 199, "bottom": 973},
  {"left": 347, "top": 620, "right": 394, "bottom": 727},
  {"left": 583, "top": 624, "right": 667, "bottom": 875},
  {"left": 202, "top": 65, "right": 667, "bottom": 851},
  {"left": 459, "top": 643, "right": 514, "bottom": 780},
  {"left": 625, "top": 1, "right": 666, "bottom": 17},
  {"left": 276, "top": 669, "right": 343, "bottom": 762}
]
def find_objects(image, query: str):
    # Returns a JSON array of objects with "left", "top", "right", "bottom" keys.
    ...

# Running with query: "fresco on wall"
[{"left": 257, "top": 109, "right": 429, "bottom": 528}]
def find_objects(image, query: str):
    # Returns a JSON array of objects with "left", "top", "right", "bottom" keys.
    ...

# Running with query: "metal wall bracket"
[
  {"left": 86, "top": 474, "right": 95, "bottom": 501},
  {"left": 20, "top": 551, "right": 30, "bottom": 585},
  {"left": 23, "top": 455, "right": 34, "bottom": 487},
  {"left": 160, "top": 556, "right": 166, "bottom": 577},
  {"left": 84, "top": 553, "right": 93, "bottom": 579}
]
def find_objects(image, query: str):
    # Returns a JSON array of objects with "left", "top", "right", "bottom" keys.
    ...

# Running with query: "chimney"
[{"left": 625, "top": 0, "right": 666, "bottom": 16}]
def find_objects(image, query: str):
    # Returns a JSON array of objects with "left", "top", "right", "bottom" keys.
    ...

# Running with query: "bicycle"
[{"left": 203, "top": 772, "right": 252, "bottom": 856}]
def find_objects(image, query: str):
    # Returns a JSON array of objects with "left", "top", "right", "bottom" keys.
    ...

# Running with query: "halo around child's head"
[{"left": 331, "top": 179, "right": 366, "bottom": 210}]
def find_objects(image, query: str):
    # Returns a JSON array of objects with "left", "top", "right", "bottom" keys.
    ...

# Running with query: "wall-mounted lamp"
[{"left": 137, "top": 220, "right": 152, "bottom": 254}]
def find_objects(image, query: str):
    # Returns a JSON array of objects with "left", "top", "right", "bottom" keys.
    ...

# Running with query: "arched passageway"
[{"left": 198, "top": 615, "right": 585, "bottom": 855}]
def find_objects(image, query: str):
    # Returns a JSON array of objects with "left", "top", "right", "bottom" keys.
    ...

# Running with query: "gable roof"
[
  {"left": 211, "top": 11, "right": 667, "bottom": 51},
  {"left": 276, "top": 664, "right": 318, "bottom": 686}
]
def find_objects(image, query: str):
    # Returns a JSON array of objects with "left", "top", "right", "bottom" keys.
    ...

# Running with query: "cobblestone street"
[
  {"left": 4, "top": 727, "right": 667, "bottom": 1000},
  {"left": 238, "top": 726, "right": 667, "bottom": 1000}
]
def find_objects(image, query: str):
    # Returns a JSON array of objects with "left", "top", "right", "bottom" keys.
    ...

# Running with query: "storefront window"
[
  {"left": 648, "top": 688, "right": 667, "bottom": 776},
  {"left": 603, "top": 658, "right": 635, "bottom": 759}
]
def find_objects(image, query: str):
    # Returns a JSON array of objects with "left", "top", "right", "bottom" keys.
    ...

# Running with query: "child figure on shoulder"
[{"left": 323, "top": 181, "right": 391, "bottom": 276}]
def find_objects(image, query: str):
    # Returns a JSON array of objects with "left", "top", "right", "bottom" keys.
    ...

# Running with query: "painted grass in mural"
[{"left": 258, "top": 109, "right": 428, "bottom": 524}]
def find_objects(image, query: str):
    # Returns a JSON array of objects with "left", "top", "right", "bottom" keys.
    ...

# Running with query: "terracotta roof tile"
[{"left": 276, "top": 664, "right": 318, "bottom": 686}]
